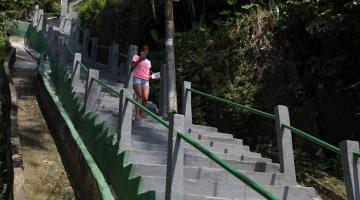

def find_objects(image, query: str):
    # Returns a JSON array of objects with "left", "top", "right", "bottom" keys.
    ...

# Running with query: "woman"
[{"left": 131, "top": 45, "right": 152, "bottom": 121}]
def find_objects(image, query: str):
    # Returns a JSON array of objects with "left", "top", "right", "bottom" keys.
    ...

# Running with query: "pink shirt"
[{"left": 132, "top": 55, "right": 152, "bottom": 80}]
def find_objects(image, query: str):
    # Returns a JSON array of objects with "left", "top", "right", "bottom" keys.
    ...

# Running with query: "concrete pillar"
[
  {"left": 340, "top": 140, "right": 360, "bottom": 200},
  {"left": 84, "top": 69, "right": 100, "bottom": 106},
  {"left": 82, "top": 29, "right": 90, "bottom": 56},
  {"left": 73, "top": 20, "right": 81, "bottom": 45},
  {"left": 63, "top": 14, "right": 72, "bottom": 34},
  {"left": 125, "top": 45, "right": 138, "bottom": 88},
  {"left": 182, "top": 81, "right": 192, "bottom": 133},
  {"left": 274, "top": 105, "right": 297, "bottom": 185},
  {"left": 71, "top": 53, "right": 82, "bottom": 88},
  {"left": 90, "top": 37, "right": 98, "bottom": 67},
  {"left": 109, "top": 43, "right": 119, "bottom": 77},
  {"left": 57, "top": 37, "right": 66, "bottom": 65},
  {"left": 159, "top": 64, "right": 168, "bottom": 118},
  {"left": 118, "top": 89, "right": 134, "bottom": 151},
  {"left": 32, "top": 5, "right": 39, "bottom": 27},
  {"left": 40, "top": 13, "right": 47, "bottom": 33},
  {"left": 84, "top": 78, "right": 102, "bottom": 113},
  {"left": 36, "top": 9, "right": 44, "bottom": 32},
  {"left": 165, "top": 114, "right": 185, "bottom": 200},
  {"left": 61, "top": 0, "right": 69, "bottom": 16}
]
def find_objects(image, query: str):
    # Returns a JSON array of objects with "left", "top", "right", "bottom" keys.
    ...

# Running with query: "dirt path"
[{"left": 10, "top": 37, "right": 74, "bottom": 200}]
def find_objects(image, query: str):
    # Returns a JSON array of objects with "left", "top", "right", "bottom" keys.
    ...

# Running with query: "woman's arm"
[{"left": 130, "top": 61, "right": 140, "bottom": 72}]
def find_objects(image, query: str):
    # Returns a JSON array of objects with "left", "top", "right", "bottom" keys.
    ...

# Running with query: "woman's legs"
[
  {"left": 133, "top": 84, "right": 143, "bottom": 120},
  {"left": 141, "top": 85, "right": 150, "bottom": 109}
]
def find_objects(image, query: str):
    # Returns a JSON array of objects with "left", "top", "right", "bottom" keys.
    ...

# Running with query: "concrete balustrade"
[
  {"left": 165, "top": 114, "right": 185, "bottom": 200},
  {"left": 109, "top": 43, "right": 119, "bottom": 75},
  {"left": 159, "top": 64, "right": 168, "bottom": 117},
  {"left": 182, "top": 81, "right": 192, "bottom": 133},
  {"left": 340, "top": 140, "right": 360, "bottom": 200},
  {"left": 118, "top": 89, "right": 134, "bottom": 151},
  {"left": 274, "top": 105, "right": 297, "bottom": 185},
  {"left": 71, "top": 53, "right": 82, "bottom": 88},
  {"left": 126, "top": 45, "right": 138, "bottom": 88},
  {"left": 90, "top": 37, "right": 98, "bottom": 67},
  {"left": 32, "top": 5, "right": 40, "bottom": 27},
  {"left": 36, "top": 9, "right": 44, "bottom": 32}
]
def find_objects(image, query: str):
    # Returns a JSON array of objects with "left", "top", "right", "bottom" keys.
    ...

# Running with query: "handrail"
[
  {"left": 92, "top": 78, "right": 121, "bottom": 97},
  {"left": 116, "top": 52, "right": 128, "bottom": 58},
  {"left": 65, "top": 43, "right": 75, "bottom": 56},
  {"left": 126, "top": 97, "right": 279, "bottom": 200},
  {"left": 97, "top": 44, "right": 109, "bottom": 49},
  {"left": 353, "top": 152, "right": 360, "bottom": 158},
  {"left": 76, "top": 60, "right": 89, "bottom": 73},
  {"left": 281, "top": 124, "right": 341, "bottom": 155},
  {"left": 187, "top": 88, "right": 275, "bottom": 120},
  {"left": 188, "top": 87, "right": 346, "bottom": 154}
]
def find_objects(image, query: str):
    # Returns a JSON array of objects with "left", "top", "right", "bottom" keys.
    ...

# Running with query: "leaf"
[
  {"left": 241, "top": 3, "right": 260, "bottom": 10},
  {"left": 150, "top": 29, "right": 160, "bottom": 43},
  {"left": 226, "top": 0, "right": 238, "bottom": 5},
  {"left": 234, "top": 11, "right": 242, "bottom": 16},
  {"left": 219, "top": 10, "right": 231, "bottom": 15}
]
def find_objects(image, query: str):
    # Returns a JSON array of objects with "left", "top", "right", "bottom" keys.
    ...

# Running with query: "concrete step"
[
  {"left": 128, "top": 150, "right": 280, "bottom": 173},
  {"left": 130, "top": 141, "right": 263, "bottom": 161},
  {"left": 191, "top": 124, "right": 218, "bottom": 132},
  {"left": 155, "top": 192, "right": 230, "bottom": 200},
  {"left": 142, "top": 176, "right": 317, "bottom": 200},
  {"left": 135, "top": 164, "right": 296, "bottom": 186},
  {"left": 188, "top": 129, "right": 233, "bottom": 139}
]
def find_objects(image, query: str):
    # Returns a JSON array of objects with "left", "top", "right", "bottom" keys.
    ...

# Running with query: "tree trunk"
[{"left": 164, "top": 0, "right": 178, "bottom": 113}]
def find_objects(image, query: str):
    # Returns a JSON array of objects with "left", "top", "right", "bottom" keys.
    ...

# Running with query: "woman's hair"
[{"left": 141, "top": 44, "right": 149, "bottom": 51}]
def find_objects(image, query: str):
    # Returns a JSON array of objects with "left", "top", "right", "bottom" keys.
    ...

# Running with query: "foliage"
[
  {"left": 0, "top": 0, "right": 60, "bottom": 13},
  {"left": 77, "top": 0, "right": 108, "bottom": 27}
]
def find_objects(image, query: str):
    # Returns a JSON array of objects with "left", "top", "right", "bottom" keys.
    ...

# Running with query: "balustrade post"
[
  {"left": 82, "top": 29, "right": 90, "bottom": 56},
  {"left": 274, "top": 105, "right": 297, "bottom": 185},
  {"left": 32, "top": 5, "right": 39, "bottom": 27},
  {"left": 125, "top": 45, "right": 138, "bottom": 88},
  {"left": 109, "top": 43, "right": 119, "bottom": 77},
  {"left": 90, "top": 37, "right": 98, "bottom": 67},
  {"left": 36, "top": 9, "right": 44, "bottom": 32},
  {"left": 84, "top": 68, "right": 100, "bottom": 108},
  {"left": 165, "top": 114, "right": 185, "bottom": 200},
  {"left": 159, "top": 64, "right": 168, "bottom": 117},
  {"left": 71, "top": 53, "right": 82, "bottom": 88},
  {"left": 84, "top": 78, "right": 102, "bottom": 113},
  {"left": 61, "top": 0, "right": 68, "bottom": 17},
  {"left": 182, "top": 81, "right": 192, "bottom": 132},
  {"left": 118, "top": 89, "right": 134, "bottom": 151},
  {"left": 340, "top": 140, "right": 360, "bottom": 200}
]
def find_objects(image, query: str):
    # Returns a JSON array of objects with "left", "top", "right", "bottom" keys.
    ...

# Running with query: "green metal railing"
[
  {"left": 126, "top": 96, "right": 279, "bottom": 200},
  {"left": 187, "top": 88, "right": 344, "bottom": 153},
  {"left": 354, "top": 152, "right": 360, "bottom": 158},
  {"left": 281, "top": 124, "right": 341, "bottom": 155},
  {"left": 187, "top": 88, "right": 275, "bottom": 120}
]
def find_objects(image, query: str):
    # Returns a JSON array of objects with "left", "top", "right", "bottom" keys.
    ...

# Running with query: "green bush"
[{"left": 77, "top": 0, "right": 108, "bottom": 27}]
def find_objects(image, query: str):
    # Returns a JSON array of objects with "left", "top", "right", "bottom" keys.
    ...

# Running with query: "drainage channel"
[{"left": 9, "top": 37, "right": 74, "bottom": 199}]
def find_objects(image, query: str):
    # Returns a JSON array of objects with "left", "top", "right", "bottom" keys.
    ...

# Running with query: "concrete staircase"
[{"left": 59, "top": 70, "right": 318, "bottom": 199}]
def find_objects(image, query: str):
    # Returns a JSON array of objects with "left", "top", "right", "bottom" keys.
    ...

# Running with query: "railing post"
[
  {"left": 90, "top": 37, "right": 98, "bottom": 67},
  {"left": 36, "top": 9, "right": 44, "bottom": 32},
  {"left": 159, "top": 64, "right": 168, "bottom": 118},
  {"left": 165, "top": 114, "right": 184, "bottom": 200},
  {"left": 109, "top": 43, "right": 119, "bottom": 77},
  {"left": 71, "top": 53, "right": 82, "bottom": 88},
  {"left": 182, "top": 81, "right": 192, "bottom": 132},
  {"left": 41, "top": 13, "right": 48, "bottom": 32},
  {"left": 32, "top": 5, "right": 40, "bottom": 27},
  {"left": 126, "top": 45, "right": 138, "bottom": 88},
  {"left": 274, "top": 105, "right": 297, "bottom": 185},
  {"left": 61, "top": 0, "right": 69, "bottom": 16},
  {"left": 82, "top": 29, "right": 90, "bottom": 56},
  {"left": 84, "top": 78, "right": 102, "bottom": 113},
  {"left": 340, "top": 140, "right": 360, "bottom": 200},
  {"left": 71, "top": 19, "right": 80, "bottom": 45},
  {"left": 118, "top": 89, "right": 134, "bottom": 151},
  {"left": 84, "top": 68, "right": 100, "bottom": 108}
]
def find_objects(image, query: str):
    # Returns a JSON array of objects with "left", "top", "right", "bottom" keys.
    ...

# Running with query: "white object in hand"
[{"left": 151, "top": 72, "right": 160, "bottom": 79}]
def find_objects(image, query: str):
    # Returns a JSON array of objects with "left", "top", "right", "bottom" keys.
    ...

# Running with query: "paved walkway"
[{"left": 10, "top": 37, "right": 74, "bottom": 200}]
